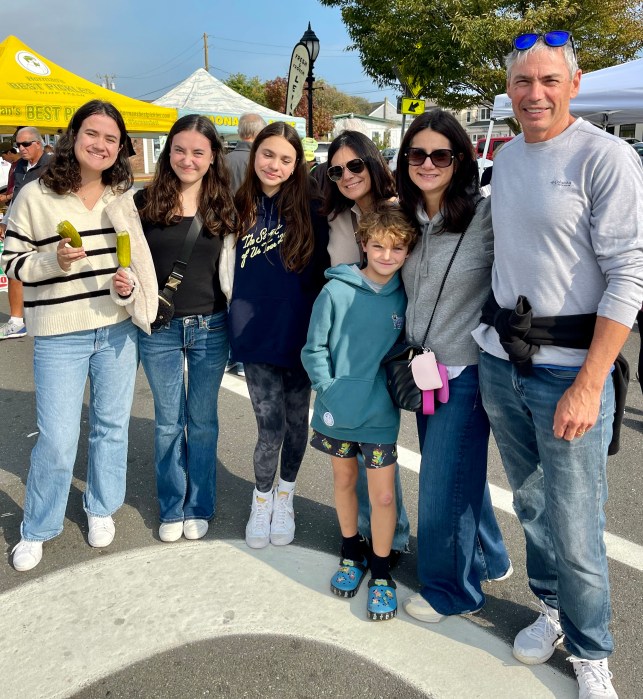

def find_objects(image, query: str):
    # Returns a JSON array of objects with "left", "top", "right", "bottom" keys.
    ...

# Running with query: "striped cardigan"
[{"left": 2, "top": 180, "right": 140, "bottom": 337}]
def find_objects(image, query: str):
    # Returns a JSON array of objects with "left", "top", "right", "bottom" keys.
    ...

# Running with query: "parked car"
[
  {"left": 476, "top": 136, "right": 513, "bottom": 160},
  {"left": 381, "top": 147, "right": 398, "bottom": 163},
  {"left": 632, "top": 142, "right": 643, "bottom": 166},
  {"left": 621, "top": 137, "right": 639, "bottom": 145},
  {"left": 314, "top": 142, "right": 331, "bottom": 164}
]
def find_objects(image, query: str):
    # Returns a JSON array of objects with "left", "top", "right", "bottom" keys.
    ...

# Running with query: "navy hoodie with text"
[{"left": 228, "top": 192, "right": 329, "bottom": 368}]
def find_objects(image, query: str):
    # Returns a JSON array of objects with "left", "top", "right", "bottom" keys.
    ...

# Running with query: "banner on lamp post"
[{"left": 285, "top": 43, "right": 310, "bottom": 116}]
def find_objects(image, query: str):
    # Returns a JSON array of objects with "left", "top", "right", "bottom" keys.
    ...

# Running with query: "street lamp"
[{"left": 299, "top": 22, "right": 320, "bottom": 138}]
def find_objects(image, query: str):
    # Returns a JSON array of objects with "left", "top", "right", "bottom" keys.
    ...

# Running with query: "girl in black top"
[{"left": 136, "top": 114, "right": 236, "bottom": 543}]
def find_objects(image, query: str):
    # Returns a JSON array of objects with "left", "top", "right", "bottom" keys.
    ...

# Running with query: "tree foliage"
[
  {"left": 319, "top": 0, "right": 643, "bottom": 110},
  {"left": 264, "top": 77, "right": 336, "bottom": 139},
  {"left": 224, "top": 74, "right": 268, "bottom": 107},
  {"left": 224, "top": 73, "right": 374, "bottom": 139}
]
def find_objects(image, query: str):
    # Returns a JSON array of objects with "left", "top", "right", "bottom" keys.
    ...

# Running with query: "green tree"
[
  {"left": 319, "top": 0, "right": 643, "bottom": 115},
  {"left": 264, "top": 77, "right": 335, "bottom": 139},
  {"left": 224, "top": 73, "right": 268, "bottom": 106}
]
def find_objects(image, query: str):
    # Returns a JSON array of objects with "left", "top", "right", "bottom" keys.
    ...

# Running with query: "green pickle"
[
  {"left": 116, "top": 231, "right": 131, "bottom": 268},
  {"left": 56, "top": 220, "right": 82, "bottom": 248}
]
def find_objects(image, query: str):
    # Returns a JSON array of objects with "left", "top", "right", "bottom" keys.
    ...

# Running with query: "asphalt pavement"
[{"left": 1, "top": 293, "right": 641, "bottom": 698}]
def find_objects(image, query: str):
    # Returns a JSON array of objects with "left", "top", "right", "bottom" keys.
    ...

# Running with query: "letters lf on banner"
[{"left": 285, "top": 43, "right": 310, "bottom": 116}]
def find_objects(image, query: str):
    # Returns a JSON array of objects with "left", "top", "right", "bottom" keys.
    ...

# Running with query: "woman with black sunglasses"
[
  {"left": 395, "top": 109, "right": 511, "bottom": 623},
  {"left": 322, "top": 131, "right": 411, "bottom": 567}
]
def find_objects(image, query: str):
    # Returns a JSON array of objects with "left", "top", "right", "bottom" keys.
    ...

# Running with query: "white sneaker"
[
  {"left": 159, "top": 521, "right": 184, "bottom": 542},
  {"left": 569, "top": 656, "right": 618, "bottom": 699},
  {"left": 0, "top": 319, "right": 26, "bottom": 340},
  {"left": 403, "top": 593, "right": 446, "bottom": 623},
  {"left": 513, "top": 600, "right": 564, "bottom": 665},
  {"left": 270, "top": 483, "right": 296, "bottom": 546},
  {"left": 490, "top": 561, "right": 514, "bottom": 582},
  {"left": 87, "top": 515, "right": 115, "bottom": 548},
  {"left": 245, "top": 488, "right": 273, "bottom": 549},
  {"left": 183, "top": 519, "right": 208, "bottom": 540},
  {"left": 12, "top": 540, "right": 43, "bottom": 571}
]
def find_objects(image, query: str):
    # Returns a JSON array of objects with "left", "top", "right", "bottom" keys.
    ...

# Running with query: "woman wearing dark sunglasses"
[
  {"left": 396, "top": 109, "right": 510, "bottom": 623},
  {"left": 322, "top": 131, "right": 411, "bottom": 567}
]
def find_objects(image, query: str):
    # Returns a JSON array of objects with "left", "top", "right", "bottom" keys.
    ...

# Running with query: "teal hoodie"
[{"left": 301, "top": 264, "right": 406, "bottom": 444}]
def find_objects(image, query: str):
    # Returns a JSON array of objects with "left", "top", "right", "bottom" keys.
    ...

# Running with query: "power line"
[
  {"left": 118, "top": 48, "right": 202, "bottom": 81},
  {"left": 118, "top": 39, "right": 202, "bottom": 79}
]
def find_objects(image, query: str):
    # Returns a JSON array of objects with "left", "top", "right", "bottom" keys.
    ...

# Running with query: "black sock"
[
  {"left": 341, "top": 534, "right": 362, "bottom": 561},
  {"left": 370, "top": 553, "right": 391, "bottom": 580}
]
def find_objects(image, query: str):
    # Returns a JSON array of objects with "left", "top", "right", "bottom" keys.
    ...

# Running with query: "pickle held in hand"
[{"left": 56, "top": 220, "right": 82, "bottom": 248}]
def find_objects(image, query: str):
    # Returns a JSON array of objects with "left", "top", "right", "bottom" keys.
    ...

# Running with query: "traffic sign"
[{"left": 400, "top": 98, "right": 425, "bottom": 116}]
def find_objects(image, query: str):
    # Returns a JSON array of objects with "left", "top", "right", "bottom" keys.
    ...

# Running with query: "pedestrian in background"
[
  {"left": 0, "top": 127, "right": 52, "bottom": 341},
  {"left": 134, "top": 114, "right": 237, "bottom": 543},
  {"left": 224, "top": 121, "right": 329, "bottom": 550}
]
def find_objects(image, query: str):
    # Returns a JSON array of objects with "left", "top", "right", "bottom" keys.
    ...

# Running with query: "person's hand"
[
  {"left": 56, "top": 238, "right": 86, "bottom": 271},
  {"left": 552, "top": 380, "right": 601, "bottom": 441},
  {"left": 113, "top": 268, "right": 134, "bottom": 297},
  {"left": 0, "top": 223, "right": 6, "bottom": 241}
]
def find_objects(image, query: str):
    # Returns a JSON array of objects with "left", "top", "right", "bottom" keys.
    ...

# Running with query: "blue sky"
[{"left": 5, "top": 0, "right": 398, "bottom": 108}]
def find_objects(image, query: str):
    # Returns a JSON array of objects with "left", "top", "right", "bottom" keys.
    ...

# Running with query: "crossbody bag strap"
[
  {"left": 420, "top": 230, "right": 466, "bottom": 349},
  {"left": 160, "top": 213, "right": 203, "bottom": 298}
]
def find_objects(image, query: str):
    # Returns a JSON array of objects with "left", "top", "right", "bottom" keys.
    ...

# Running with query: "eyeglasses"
[
  {"left": 15, "top": 140, "right": 37, "bottom": 148},
  {"left": 327, "top": 158, "right": 366, "bottom": 182},
  {"left": 405, "top": 147, "right": 455, "bottom": 168},
  {"left": 513, "top": 31, "right": 576, "bottom": 59}
]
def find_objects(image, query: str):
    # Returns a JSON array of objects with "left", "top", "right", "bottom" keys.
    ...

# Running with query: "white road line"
[
  {"left": 221, "top": 373, "right": 643, "bottom": 573},
  {"left": 0, "top": 542, "right": 576, "bottom": 699}
]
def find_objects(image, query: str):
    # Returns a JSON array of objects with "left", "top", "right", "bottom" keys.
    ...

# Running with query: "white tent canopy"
[
  {"left": 154, "top": 68, "right": 306, "bottom": 137},
  {"left": 492, "top": 56, "right": 643, "bottom": 126}
]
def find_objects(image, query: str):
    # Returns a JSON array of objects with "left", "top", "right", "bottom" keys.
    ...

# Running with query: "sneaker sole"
[
  {"left": 0, "top": 332, "right": 27, "bottom": 339},
  {"left": 245, "top": 536, "right": 270, "bottom": 549},
  {"left": 512, "top": 635, "right": 565, "bottom": 665},
  {"left": 270, "top": 532, "right": 295, "bottom": 546}
]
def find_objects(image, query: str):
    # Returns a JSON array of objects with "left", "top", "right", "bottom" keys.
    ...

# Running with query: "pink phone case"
[{"left": 411, "top": 351, "right": 443, "bottom": 390}]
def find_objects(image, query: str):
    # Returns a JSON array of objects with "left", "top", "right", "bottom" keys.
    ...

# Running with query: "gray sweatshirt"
[
  {"left": 402, "top": 196, "right": 493, "bottom": 366},
  {"left": 473, "top": 118, "right": 643, "bottom": 366}
]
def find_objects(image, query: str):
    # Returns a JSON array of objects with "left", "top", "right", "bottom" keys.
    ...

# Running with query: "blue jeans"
[
  {"left": 478, "top": 351, "right": 614, "bottom": 659},
  {"left": 414, "top": 365, "right": 509, "bottom": 614},
  {"left": 356, "top": 460, "right": 410, "bottom": 551},
  {"left": 139, "top": 312, "right": 229, "bottom": 523},
  {"left": 22, "top": 319, "right": 138, "bottom": 541}
]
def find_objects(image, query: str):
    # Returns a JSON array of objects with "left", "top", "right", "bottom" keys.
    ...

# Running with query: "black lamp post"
[{"left": 299, "top": 22, "right": 320, "bottom": 138}]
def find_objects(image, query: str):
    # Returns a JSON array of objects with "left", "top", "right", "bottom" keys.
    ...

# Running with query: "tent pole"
[{"left": 481, "top": 119, "right": 494, "bottom": 160}]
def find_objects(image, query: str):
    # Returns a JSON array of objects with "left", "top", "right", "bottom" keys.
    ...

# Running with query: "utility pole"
[
  {"left": 203, "top": 33, "right": 209, "bottom": 72},
  {"left": 97, "top": 74, "right": 116, "bottom": 91}
]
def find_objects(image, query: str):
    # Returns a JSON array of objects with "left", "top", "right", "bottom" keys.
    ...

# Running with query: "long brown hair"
[
  {"left": 139, "top": 114, "right": 236, "bottom": 238},
  {"left": 41, "top": 100, "right": 132, "bottom": 195},
  {"left": 235, "top": 122, "right": 314, "bottom": 272}
]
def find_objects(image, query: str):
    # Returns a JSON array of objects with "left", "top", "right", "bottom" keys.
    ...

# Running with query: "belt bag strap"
[{"left": 159, "top": 214, "right": 203, "bottom": 302}]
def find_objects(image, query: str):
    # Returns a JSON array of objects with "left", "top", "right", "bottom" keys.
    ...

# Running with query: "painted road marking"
[
  {"left": 221, "top": 373, "right": 643, "bottom": 573},
  {"left": 0, "top": 542, "right": 575, "bottom": 699}
]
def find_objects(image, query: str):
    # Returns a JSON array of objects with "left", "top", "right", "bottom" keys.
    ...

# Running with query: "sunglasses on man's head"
[
  {"left": 513, "top": 31, "right": 576, "bottom": 59},
  {"left": 15, "top": 140, "right": 37, "bottom": 148},
  {"left": 405, "top": 147, "right": 455, "bottom": 168},
  {"left": 327, "top": 158, "right": 366, "bottom": 182}
]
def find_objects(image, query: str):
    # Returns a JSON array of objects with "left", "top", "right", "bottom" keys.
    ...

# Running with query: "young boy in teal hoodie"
[{"left": 301, "top": 205, "right": 416, "bottom": 620}]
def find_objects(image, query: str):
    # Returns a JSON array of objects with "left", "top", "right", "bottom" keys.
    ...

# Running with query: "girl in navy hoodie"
[{"left": 224, "top": 122, "right": 329, "bottom": 550}]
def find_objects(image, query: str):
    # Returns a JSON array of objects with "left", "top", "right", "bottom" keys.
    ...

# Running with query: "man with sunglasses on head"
[
  {"left": 0, "top": 127, "right": 52, "bottom": 340},
  {"left": 474, "top": 31, "right": 643, "bottom": 699}
]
